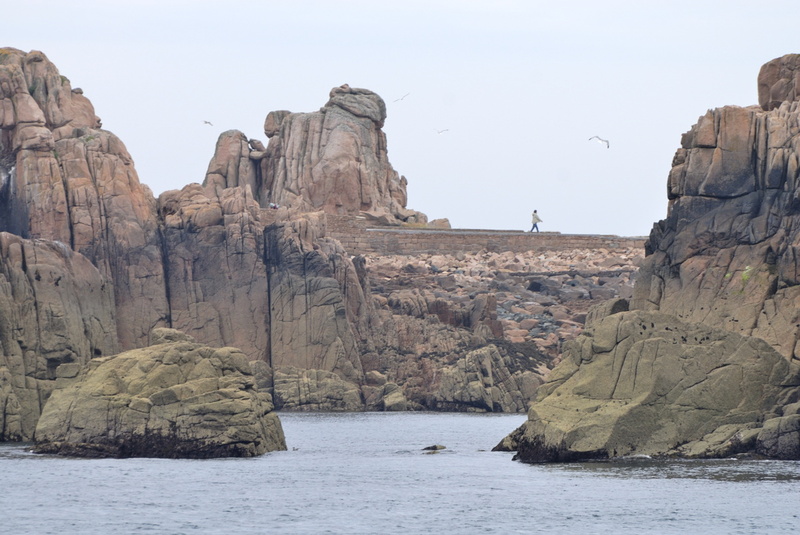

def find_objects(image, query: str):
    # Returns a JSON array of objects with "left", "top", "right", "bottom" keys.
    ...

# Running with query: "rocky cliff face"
[
  {"left": 636, "top": 55, "right": 800, "bottom": 360},
  {"left": 0, "top": 232, "right": 118, "bottom": 441},
  {"left": 0, "top": 47, "right": 169, "bottom": 351},
  {"left": 505, "top": 54, "right": 800, "bottom": 462}
]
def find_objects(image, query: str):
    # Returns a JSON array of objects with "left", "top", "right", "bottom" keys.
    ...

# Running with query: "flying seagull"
[
  {"left": 394, "top": 92, "right": 410, "bottom": 102},
  {"left": 203, "top": 120, "right": 214, "bottom": 126},
  {"left": 589, "top": 135, "right": 610, "bottom": 148},
  {"left": 435, "top": 128, "right": 449, "bottom": 134}
]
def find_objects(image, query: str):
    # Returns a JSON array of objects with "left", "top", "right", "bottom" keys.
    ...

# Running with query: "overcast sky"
[{"left": 7, "top": 1, "right": 800, "bottom": 236}]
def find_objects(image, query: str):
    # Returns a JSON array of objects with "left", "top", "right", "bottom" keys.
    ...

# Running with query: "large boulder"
[
  {"left": 501, "top": 310, "right": 800, "bottom": 462},
  {"left": 33, "top": 329, "right": 286, "bottom": 458}
]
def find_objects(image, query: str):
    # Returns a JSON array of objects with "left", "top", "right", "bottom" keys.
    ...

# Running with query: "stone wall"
[{"left": 323, "top": 215, "right": 646, "bottom": 256}]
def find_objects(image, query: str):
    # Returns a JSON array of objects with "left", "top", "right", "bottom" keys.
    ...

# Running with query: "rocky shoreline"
[{"left": 2, "top": 46, "right": 799, "bottom": 459}]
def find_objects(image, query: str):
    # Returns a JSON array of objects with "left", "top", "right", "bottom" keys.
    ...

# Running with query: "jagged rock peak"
[
  {"left": 324, "top": 83, "right": 387, "bottom": 127},
  {"left": 758, "top": 53, "right": 800, "bottom": 111},
  {"left": 250, "top": 84, "right": 425, "bottom": 223},
  {"left": 0, "top": 47, "right": 102, "bottom": 141}
]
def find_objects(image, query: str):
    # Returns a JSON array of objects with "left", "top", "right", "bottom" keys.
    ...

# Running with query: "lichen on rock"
[
  {"left": 33, "top": 329, "right": 286, "bottom": 458},
  {"left": 503, "top": 309, "right": 800, "bottom": 462}
]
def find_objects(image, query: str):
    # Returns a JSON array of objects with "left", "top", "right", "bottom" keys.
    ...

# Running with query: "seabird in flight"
[
  {"left": 589, "top": 135, "right": 610, "bottom": 148},
  {"left": 203, "top": 120, "right": 214, "bottom": 126},
  {"left": 394, "top": 93, "right": 410, "bottom": 102}
]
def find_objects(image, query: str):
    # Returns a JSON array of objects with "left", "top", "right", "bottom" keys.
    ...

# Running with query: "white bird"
[
  {"left": 435, "top": 128, "right": 449, "bottom": 134},
  {"left": 203, "top": 120, "right": 213, "bottom": 126},
  {"left": 394, "top": 92, "right": 410, "bottom": 102},
  {"left": 589, "top": 135, "right": 610, "bottom": 148}
]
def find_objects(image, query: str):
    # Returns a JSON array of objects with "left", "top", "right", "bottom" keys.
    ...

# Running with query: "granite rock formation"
[
  {"left": 158, "top": 183, "right": 269, "bottom": 358},
  {"left": 0, "top": 47, "right": 169, "bottom": 351},
  {"left": 0, "top": 232, "right": 118, "bottom": 441},
  {"left": 430, "top": 344, "right": 541, "bottom": 413},
  {"left": 500, "top": 310, "right": 800, "bottom": 461},
  {"left": 33, "top": 328, "right": 286, "bottom": 458},
  {"left": 637, "top": 54, "right": 800, "bottom": 360},
  {"left": 758, "top": 53, "right": 800, "bottom": 111},
  {"left": 203, "top": 84, "right": 424, "bottom": 225},
  {"left": 503, "top": 54, "right": 800, "bottom": 462}
]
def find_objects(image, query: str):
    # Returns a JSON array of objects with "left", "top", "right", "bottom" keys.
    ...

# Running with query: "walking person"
[{"left": 530, "top": 210, "right": 542, "bottom": 232}]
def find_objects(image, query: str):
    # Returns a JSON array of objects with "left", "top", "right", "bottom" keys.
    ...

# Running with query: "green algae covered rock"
[
  {"left": 33, "top": 329, "right": 286, "bottom": 458},
  {"left": 500, "top": 310, "right": 800, "bottom": 462}
]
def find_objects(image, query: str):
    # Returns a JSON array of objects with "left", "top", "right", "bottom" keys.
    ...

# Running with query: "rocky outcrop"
[
  {"left": 202, "top": 84, "right": 425, "bottom": 225},
  {"left": 0, "top": 47, "right": 169, "bottom": 350},
  {"left": 505, "top": 54, "right": 800, "bottom": 461},
  {"left": 33, "top": 329, "right": 286, "bottom": 458},
  {"left": 158, "top": 183, "right": 270, "bottom": 358},
  {"left": 257, "top": 84, "right": 425, "bottom": 224},
  {"left": 0, "top": 232, "right": 118, "bottom": 441},
  {"left": 265, "top": 213, "right": 365, "bottom": 380},
  {"left": 758, "top": 54, "right": 800, "bottom": 111},
  {"left": 272, "top": 366, "right": 364, "bottom": 411},
  {"left": 431, "top": 345, "right": 542, "bottom": 413},
  {"left": 502, "top": 310, "right": 800, "bottom": 462},
  {"left": 635, "top": 74, "right": 800, "bottom": 361}
]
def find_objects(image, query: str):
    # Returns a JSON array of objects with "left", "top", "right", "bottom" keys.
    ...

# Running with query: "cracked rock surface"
[{"left": 503, "top": 54, "right": 800, "bottom": 461}]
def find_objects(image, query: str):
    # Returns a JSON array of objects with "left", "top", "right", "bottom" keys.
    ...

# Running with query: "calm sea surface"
[{"left": 2, "top": 412, "right": 799, "bottom": 534}]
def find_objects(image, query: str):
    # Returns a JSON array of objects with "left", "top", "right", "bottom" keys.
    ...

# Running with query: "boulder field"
[{"left": 500, "top": 54, "right": 800, "bottom": 462}]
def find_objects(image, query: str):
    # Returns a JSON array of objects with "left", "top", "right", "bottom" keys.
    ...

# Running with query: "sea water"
[{"left": 1, "top": 412, "right": 799, "bottom": 534}]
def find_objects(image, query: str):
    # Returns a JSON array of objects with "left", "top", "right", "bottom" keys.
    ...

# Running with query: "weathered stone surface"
[
  {"left": 33, "top": 329, "right": 286, "bottom": 458},
  {"left": 0, "top": 232, "right": 118, "bottom": 441},
  {"left": 272, "top": 366, "right": 363, "bottom": 411},
  {"left": 265, "top": 213, "right": 365, "bottom": 383},
  {"left": 505, "top": 56, "right": 800, "bottom": 461},
  {"left": 158, "top": 184, "right": 269, "bottom": 358},
  {"left": 0, "top": 48, "right": 169, "bottom": 350},
  {"left": 257, "top": 84, "right": 426, "bottom": 224},
  {"left": 504, "top": 310, "right": 800, "bottom": 462},
  {"left": 202, "top": 130, "right": 260, "bottom": 199},
  {"left": 431, "top": 345, "right": 541, "bottom": 413},
  {"left": 758, "top": 53, "right": 800, "bottom": 111},
  {"left": 202, "top": 84, "right": 427, "bottom": 224},
  {"left": 636, "top": 89, "right": 800, "bottom": 360},
  {"left": 366, "top": 247, "right": 641, "bottom": 358}
]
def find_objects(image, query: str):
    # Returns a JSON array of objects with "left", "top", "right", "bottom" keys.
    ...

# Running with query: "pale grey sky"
[{"left": 6, "top": 1, "right": 800, "bottom": 236}]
